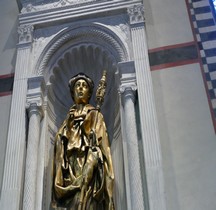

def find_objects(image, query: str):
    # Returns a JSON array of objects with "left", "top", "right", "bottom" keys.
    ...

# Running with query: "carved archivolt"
[{"left": 36, "top": 23, "right": 130, "bottom": 77}]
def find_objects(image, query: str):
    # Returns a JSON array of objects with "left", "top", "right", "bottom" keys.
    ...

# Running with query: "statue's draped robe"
[{"left": 53, "top": 104, "right": 114, "bottom": 209}]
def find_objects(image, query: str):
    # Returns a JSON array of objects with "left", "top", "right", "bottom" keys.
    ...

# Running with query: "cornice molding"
[
  {"left": 20, "top": 0, "right": 102, "bottom": 14},
  {"left": 19, "top": 0, "right": 142, "bottom": 26}
]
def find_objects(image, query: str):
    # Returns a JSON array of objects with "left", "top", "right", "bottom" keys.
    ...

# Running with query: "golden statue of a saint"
[{"left": 52, "top": 72, "right": 115, "bottom": 210}]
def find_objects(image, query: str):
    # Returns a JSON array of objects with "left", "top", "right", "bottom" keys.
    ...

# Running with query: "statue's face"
[{"left": 73, "top": 79, "right": 90, "bottom": 104}]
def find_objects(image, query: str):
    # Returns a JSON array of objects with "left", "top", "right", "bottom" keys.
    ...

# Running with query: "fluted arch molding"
[{"left": 35, "top": 23, "right": 130, "bottom": 77}]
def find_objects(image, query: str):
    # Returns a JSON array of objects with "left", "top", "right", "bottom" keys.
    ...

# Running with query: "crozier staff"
[{"left": 53, "top": 73, "right": 115, "bottom": 210}]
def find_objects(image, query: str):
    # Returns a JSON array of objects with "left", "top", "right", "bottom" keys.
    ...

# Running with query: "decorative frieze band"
[{"left": 20, "top": 0, "right": 101, "bottom": 14}]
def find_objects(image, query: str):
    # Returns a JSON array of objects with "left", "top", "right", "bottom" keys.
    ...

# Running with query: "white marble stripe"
[
  {"left": 210, "top": 71, "right": 216, "bottom": 80},
  {"left": 196, "top": 33, "right": 201, "bottom": 42},
  {"left": 203, "top": 64, "right": 209, "bottom": 73},
  {"left": 212, "top": 98, "right": 216, "bottom": 109},
  {"left": 193, "top": 1, "right": 210, "bottom": 8},
  {"left": 202, "top": 40, "right": 216, "bottom": 49},
  {"left": 195, "top": 13, "right": 213, "bottom": 21},
  {"left": 206, "top": 56, "right": 216, "bottom": 64},
  {"left": 190, "top": 8, "right": 195, "bottom": 15},
  {"left": 193, "top": 21, "right": 198, "bottom": 28},
  {"left": 198, "top": 25, "right": 216, "bottom": 33},
  {"left": 207, "top": 81, "right": 213, "bottom": 89},
  {"left": 200, "top": 49, "right": 206, "bottom": 57}
]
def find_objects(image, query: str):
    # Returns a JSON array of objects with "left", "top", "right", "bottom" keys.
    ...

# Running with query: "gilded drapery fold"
[{"left": 53, "top": 104, "right": 114, "bottom": 210}]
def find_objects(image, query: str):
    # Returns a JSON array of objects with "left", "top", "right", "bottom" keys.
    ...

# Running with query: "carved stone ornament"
[
  {"left": 26, "top": 76, "right": 45, "bottom": 117},
  {"left": 18, "top": 25, "right": 34, "bottom": 44},
  {"left": 21, "top": 0, "right": 100, "bottom": 13},
  {"left": 127, "top": 4, "right": 145, "bottom": 25},
  {"left": 119, "top": 85, "right": 137, "bottom": 104}
]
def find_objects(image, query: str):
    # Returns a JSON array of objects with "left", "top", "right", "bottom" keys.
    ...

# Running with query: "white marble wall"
[
  {"left": 0, "top": 0, "right": 19, "bottom": 194},
  {"left": 152, "top": 64, "right": 216, "bottom": 210}
]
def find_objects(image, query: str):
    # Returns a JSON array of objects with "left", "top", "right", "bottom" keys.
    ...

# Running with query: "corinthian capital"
[
  {"left": 26, "top": 76, "right": 45, "bottom": 118},
  {"left": 18, "top": 25, "right": 34, "bottom": 44},
  {"left": 120, "top": 85, "right": 137, "bottom": 104},
  {"left": 26, "top": 101, "right": 44, "bottom": 119},
  {"left": 127, "top": 4, "right": 145, "bottom": 25}
]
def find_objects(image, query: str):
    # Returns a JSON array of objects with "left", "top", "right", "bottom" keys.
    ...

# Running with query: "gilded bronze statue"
[{"left": 52, "top": 72, "right": 115, "bottom": 210}]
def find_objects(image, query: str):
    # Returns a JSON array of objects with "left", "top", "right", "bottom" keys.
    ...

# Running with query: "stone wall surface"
[
  {"left": 152, "top": 64, "right": 216, "bottom": 210},
  {"left": 0, "top": 0, "right": 18, "bottom": 195},
  {"left": 146, "top": 0, "right": 216, "bottom": 209}
]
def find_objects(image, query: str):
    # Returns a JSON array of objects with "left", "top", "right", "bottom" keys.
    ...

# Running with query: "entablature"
[{"left": 18, "top": 0, "right": 143, "bottom": 26}]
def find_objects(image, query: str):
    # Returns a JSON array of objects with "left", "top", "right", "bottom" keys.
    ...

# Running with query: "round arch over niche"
[
  {"left": 35, "top": 23, "right": 131, "bottom": 134},
  {"left": 38, "top": 23, "right": 129, "bottom": 210},
  {"left": 36, "top": 23, "right": 130, "bottom": 77}
]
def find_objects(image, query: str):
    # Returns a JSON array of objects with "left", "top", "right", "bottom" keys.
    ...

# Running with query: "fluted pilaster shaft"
[
  {"left": 128, "top": 4, "right": 166, "bottom": 210},
  {"left": 35, "top": 100, "right": 47, "bottom": 210},
  {"left": 23, "top": 104, "right": 43, "bottom": 210},
  {"left": 0, "top": 25, "right": 34, "bottom": 210},
  {"left": 121, "top": 86, "right": 145, "bottom": 210}
]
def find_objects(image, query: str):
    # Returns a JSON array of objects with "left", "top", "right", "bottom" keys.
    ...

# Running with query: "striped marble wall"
[
  {"left": 188, "top": 0, "right": 216, "bottom": 130},
  {"left": 148, "top": 0, "right": 216, "bottom": 131}
]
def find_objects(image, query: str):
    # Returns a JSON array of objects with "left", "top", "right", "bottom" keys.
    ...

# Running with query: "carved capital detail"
[
  {"left": 26, "top": 91, "right": 44, "bottom": 119},
  {"left": 26, "top": 101, "right": 44, "bottom": 119},
  {"left": 18, "top": 25, "right": 34, "bottom": 44},
  {"left": 120, "top": 85, "right": 137, "bottom": 104},
  {"left": 26, "top": 76, "right": 45, "bottom": 119},
  {"left": 127, "top": 4, "right": 144, "bottom": 25}
]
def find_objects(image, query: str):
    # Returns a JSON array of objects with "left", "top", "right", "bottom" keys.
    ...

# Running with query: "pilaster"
[
  {"left": 118, "top": 61, "right": 145, "bottom": 210},
  {"left": 35, "top": 96, "right": 47, "bottom": 210},
  {"left": 128, "top": 4, "right": 166, "bottom": 210},
  {"left": 0, "top": 25, "right": 34, "bottom": 210},
  {"left": 23, "top": 76, "right": 45, "bottom": 210}
]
